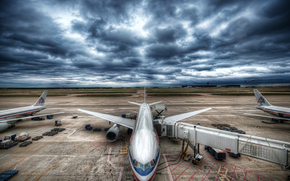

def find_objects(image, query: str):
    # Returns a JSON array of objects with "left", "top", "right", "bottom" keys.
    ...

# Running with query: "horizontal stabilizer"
[
  {"left": 128, "top": 101, "right": 142, "bottom": 106},
  {"left": 164, "top": 108, "right": 211, "bottom": 124},
  {"left": 0, "top": 112, "right": 64, "bottom": 124},
  {"left": 78, "top": 109, "right": 135, "bottom": 129},
  {"left": 149, "top": 101, "right": 162, "bottom": 106},
  {"left": 243, "top": 113, "right": 290, "bottom": 121}
]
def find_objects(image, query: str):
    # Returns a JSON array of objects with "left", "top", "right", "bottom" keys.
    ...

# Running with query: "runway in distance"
[
  {"left": 244, "top": 89, "right": 290, "bottom": 121},
  {"left": 78, "top": 88, "right": 211, "bottom": 181},
  {"left": 0, "top": 90, "right": 64, "bottom": 132}
]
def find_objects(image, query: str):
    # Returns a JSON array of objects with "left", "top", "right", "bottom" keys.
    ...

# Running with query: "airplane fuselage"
[
  {"left": 257, "top": 105, "right": 290, "bottom": 118},
  {"left": 128, "top": 103, "right": 160, "bottom": 181},
  {"left": 0, "top": 105, "right": 45, "bottom": 121}
]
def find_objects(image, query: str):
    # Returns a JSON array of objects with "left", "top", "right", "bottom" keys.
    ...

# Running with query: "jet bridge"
[{"left": 155, "top": 120, "right": 290, "bottom": 168}]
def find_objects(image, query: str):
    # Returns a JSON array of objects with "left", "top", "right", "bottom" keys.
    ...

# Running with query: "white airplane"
[
  {"left": 0, "top": 90, "right": 64, "bottom": 132},
  {"left": 78, "top": 89, "right": 211, "bottom": 181},
  {"left": 244, "top": 89, "right": 290, "bottom": 121}
]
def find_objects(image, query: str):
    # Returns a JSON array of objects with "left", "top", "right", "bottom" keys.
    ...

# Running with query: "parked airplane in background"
[
  {"left": 244, "top": 89, "right": 290, "bottom": 121},
  {"left": 79, "top": 88, "right": 211, "bottom": 181},
  {"left": 0, "top": 90, "right": 64, "bottom": 132}
]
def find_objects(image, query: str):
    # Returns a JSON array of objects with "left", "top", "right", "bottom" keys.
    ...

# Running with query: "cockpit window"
[
  {"left": 145, "top": 163, "right": 151, "bottom": 170},
  {"left": 133, "top": 160, "right": 138, "bottom": 167},
  {"left": 134, "top": 159, "right": 156, "bottom": 171},
  {"left": 150, "top": 159, "right": 155, "bottom": 167},
  {"left": 137, "top": 162, "right": 144, "bottom": 170}
]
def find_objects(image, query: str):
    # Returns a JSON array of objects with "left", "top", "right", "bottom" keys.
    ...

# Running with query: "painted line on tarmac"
[
  {"left": 67, "top": 130, "right": 76, "bottom": 138},
  {"left": 216, "top": 162, "right": 227, "bottom": 181},
  {"left": 93, "top": 139, "right": 122, "bottom": 149},
  {"left": 165, "top": 153, "right": 180, "bottom": 159},
  {"left": 167, "top": 154, "right": 181, "bottom": 165},
  {"left": 202, "top": 159, "right": 217, "bottom": 181},
  {"left": 230, "top": 166, "right": 237, "bottom": 181},
  {"left": 201, "top": 152, "right": 274, "bottom": 181},
  {"left": 163, "top": 154, "right": 173, "bottom": 181},
  {"left": 188, "top": 156, "right": 210, "bottom": 181},
  {"left": 171, "top": 160, "right": 185, "bottom": 173},
  {"left": 243, "top": 170, "right": 248, "bottom": 181},
  {"left": 174, "top": 162, "right": 193, "bottom": 181},
  {"left": 107, "top": 147, "right": 123, "bottom": 181},
  {"left": 0, "top": 155, "right": 8, "bottom": 160},
  {"left": 66, "top": 128, "right": 90, "bottom": 141},
  {"left": 226, "top": 162, "right": 274, "bottom": 181},
  {"left": 31, "top": 155, "right": 58, "bottom": 171},
  {"left": 93, "top": 135, "right": 129, "bottom": 149}
]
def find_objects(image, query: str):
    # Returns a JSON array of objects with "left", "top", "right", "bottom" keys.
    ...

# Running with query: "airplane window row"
[{"left": 133, "top": 159, "right": 156, "bottom": 171}]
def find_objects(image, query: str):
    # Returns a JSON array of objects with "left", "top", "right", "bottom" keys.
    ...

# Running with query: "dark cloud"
[
  {"left": 5, "top": 34, "right": 58, "bottom": 47},
  {"left": 103, "top": 28, "right": 141, "bottom": 46},
  {"left": 145, "top": 44, "right": 179, "bottom": 59},
  {"left": 153, "top": 25, "right": 187, "bottom": 43},
  {"left": 140, "top": 68, "right": 182, "bottom": 75},
  {"left": 259, "top": 0, "right": 290, "bottom": 19},
  {"left": 71, "top": 20, "right": 88, "bottom": 34},
  {"left": 0, "top": 0, "right": 289, "bottom": 87},
  {"left": 179, "top": 7, "right": 199, "bottom": 25}
]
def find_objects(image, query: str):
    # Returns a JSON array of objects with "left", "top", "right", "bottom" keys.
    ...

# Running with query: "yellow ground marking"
[
  {"left": 120, "top": 127, "right": 127, "bottom": 154},
  {"left": 217, "top": 166, "right": 230, "bottom": 181}
]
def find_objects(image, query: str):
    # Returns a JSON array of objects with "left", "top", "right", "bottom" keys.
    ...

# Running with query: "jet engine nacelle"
[
  {"left": 0, "top": 123, "right": 10, "bottom": 132},
  {"left": 106, "top": 124, "right": 119, "bottom": 142}
]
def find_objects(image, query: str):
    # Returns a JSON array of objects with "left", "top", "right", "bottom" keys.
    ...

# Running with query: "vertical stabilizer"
[
  {"left": 144, "top": 87, "right": 146, "bottom": 103},
  {"left": 253, "top": 89, "right": 271, "bottom": 106},
  {"left": 33, "top": 90, "right": 48, "bottom": 106}
]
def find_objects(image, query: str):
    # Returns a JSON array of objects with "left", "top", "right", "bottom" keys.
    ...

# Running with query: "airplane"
[
  {"left": 78, "top": 88, "right": 211, "bottom": 181},
  {"left": 244, "top": 89, "right": 290, "bottom": 121},
  {"left": 245, "top": 79, "right": 255, "bottom": 83},
  {"left": 0, "top": 90, "right": 64, "bottom": 132}
]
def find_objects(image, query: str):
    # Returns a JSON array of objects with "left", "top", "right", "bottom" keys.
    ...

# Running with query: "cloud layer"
[{"left": 0, "top": 0, "right": 289, "bottom": 87}]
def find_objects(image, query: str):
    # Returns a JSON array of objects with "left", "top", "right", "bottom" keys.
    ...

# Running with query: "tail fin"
[
  {"left": 253, "top": 89, "right": 271, "bottom": 106},
  {"left": 33, "top": 90, "right": 48, "bottom": 106}
]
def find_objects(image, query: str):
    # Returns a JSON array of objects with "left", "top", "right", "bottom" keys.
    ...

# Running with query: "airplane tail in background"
[
  {"left": 33, "top": 90, "right": 48, "bottom": 106},
  {"left": 254, "top": 89, "right": 271, "bottom": 106}
]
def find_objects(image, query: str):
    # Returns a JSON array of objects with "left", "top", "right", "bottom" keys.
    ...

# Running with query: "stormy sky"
[{"left": 0, "top": 0, "right": 290, "bottom": 87}]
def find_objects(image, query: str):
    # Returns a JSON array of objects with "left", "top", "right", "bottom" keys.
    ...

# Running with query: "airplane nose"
[
  {"left": 135, "top": 172, "right": 155, "bottom": 181},
  {"left": 136, "top": 175, "right": 149, "bottom": 181}
]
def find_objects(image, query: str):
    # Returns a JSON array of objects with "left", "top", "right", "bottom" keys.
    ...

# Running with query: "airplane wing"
[
  {"left": 243, "top": 113, "right": 290, "bottom": 121},
  {"left": 149, "top": 101, "right": 162, "bottom": 106},
  {"left": 0, "top": 112, "right": 64, "bottom": 124},
  {"left": 164, "top": 108, "right": 211, "bottom": 124},
  {"left": 128, "top": 101, "right": 142, "bottom": 106},
  {"left": 78, "top": 109, "right": 135, "bottom": 129}
]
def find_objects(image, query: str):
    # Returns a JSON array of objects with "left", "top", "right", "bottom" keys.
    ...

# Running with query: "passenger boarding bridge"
[{"left": 154, "top": 118, "right": 290, "bottom": 170}]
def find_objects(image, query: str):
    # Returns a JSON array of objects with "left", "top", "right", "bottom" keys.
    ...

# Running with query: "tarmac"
[{"left": 0, "top": 92, "right": 290, "bottom": 180}]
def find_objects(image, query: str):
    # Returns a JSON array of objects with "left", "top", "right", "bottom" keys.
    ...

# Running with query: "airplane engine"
[
  {"left": 106, "top": 124, "right": 119, "bottom": 142},
  {"left": 0, "top": 123, "right": 10, "bottom": 132}
]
